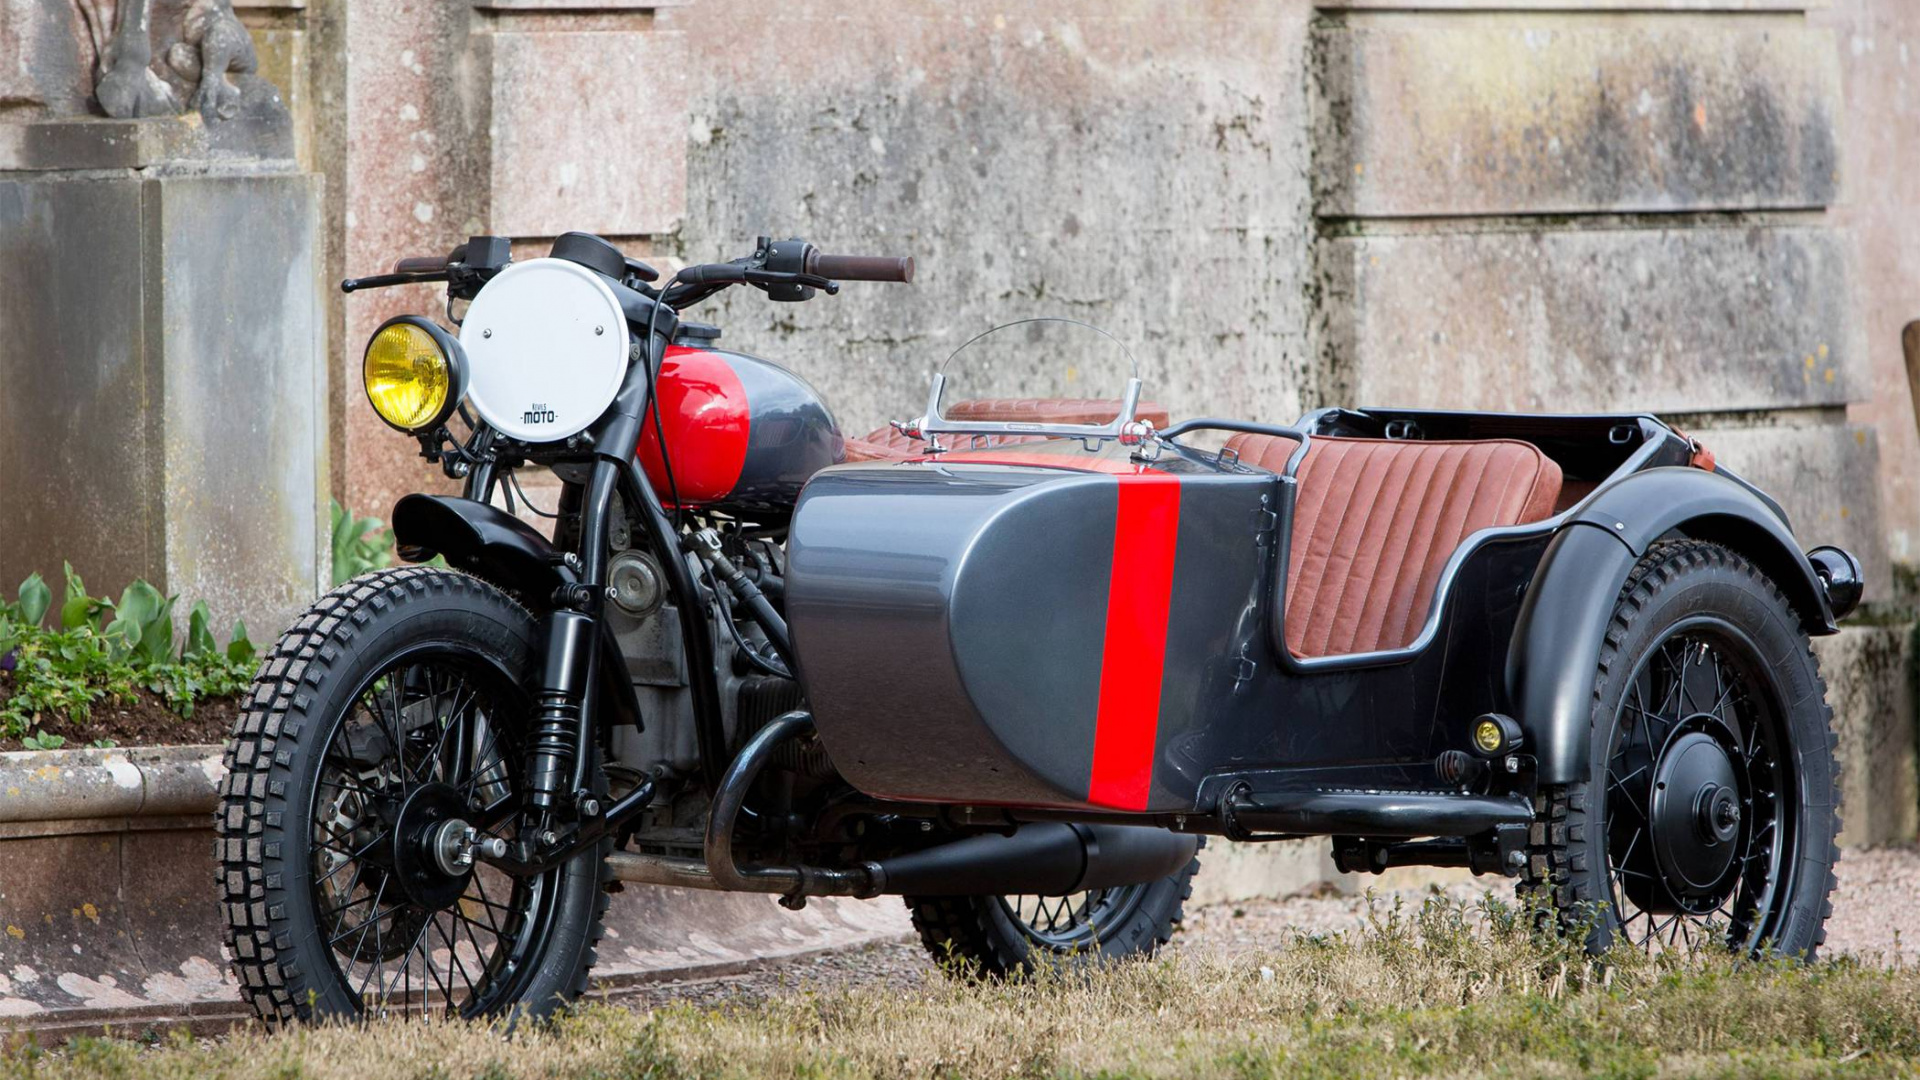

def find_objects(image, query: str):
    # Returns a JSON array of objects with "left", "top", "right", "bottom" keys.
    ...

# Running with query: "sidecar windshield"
[{"left": 925, "top": 318, "right": 1143, "bottom": 438}]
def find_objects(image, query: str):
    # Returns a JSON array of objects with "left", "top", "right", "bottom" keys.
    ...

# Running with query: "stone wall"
[
  {"left": 661, "top": 0, "right": 1319, "bottom": 440},
  {"left": 255, "top": 0, "right": 1916, "bottom": 893},
  {"left": 241, "top": 0, "right": 693, "bottom": 519}
]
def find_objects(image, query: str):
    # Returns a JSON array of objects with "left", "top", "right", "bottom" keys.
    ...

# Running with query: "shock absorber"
[{"left": 526, "top": 609, "right": 595, "bottom": 813}]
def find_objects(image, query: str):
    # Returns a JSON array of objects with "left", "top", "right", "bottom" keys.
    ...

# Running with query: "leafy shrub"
[
  {"left": 0, "top": 565, "right": 257, "bottom": 742},
  {"left": 331, "top": 499, "right": 395, "bottom": 586}
]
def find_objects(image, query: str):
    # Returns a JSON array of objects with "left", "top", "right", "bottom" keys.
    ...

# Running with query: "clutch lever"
[{"left": 340, "top": 270, "right": 451, "bottom": 294}]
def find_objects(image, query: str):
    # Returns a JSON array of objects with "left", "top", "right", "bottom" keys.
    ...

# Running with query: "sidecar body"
[{"left": 786, "top": 407, "right": 1861, "bottom": 830}]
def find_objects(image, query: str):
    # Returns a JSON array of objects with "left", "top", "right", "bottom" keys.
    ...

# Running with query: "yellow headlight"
[{"left": 364, "top": 317, "right": 462, "bottom": 432}]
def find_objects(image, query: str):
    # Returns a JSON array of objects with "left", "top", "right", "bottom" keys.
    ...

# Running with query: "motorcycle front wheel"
[{"left": 217, "top": 567, "right": 610, "bottom": 1023}]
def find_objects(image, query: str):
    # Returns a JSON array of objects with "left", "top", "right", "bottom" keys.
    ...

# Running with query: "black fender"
[
  {"left": 390, "top": 494, "right": 643, "bottom": 732},
  {"left": 1508, "top": 466, "right": 1838, "bottom": 786},
  {"left": 392, "top": 494, "right": 574, "bottom": 597}
]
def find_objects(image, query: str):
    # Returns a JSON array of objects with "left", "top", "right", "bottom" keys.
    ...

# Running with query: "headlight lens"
[{"left": 363, "top": 317, "right": 464, "bottom": 432}]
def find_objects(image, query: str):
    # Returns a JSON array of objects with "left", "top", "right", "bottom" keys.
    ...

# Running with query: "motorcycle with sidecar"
[{"left": 217, "top": 230, "right": 1865, "bottom": 1021}]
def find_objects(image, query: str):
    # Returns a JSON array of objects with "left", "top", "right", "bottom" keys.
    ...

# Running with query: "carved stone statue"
[
  {"left": 82, "top": 0, "right": 268, "bottom": 121},
  {"left": 0, "top": 0, "right": 288, "bottom": 144}
]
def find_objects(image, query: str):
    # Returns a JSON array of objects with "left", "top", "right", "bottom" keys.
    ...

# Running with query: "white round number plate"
[{"left": 460, "top": 258, "right": 629, "bottom": 442}]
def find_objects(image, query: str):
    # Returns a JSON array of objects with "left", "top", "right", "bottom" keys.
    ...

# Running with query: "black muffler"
[{"left": 870, "top": 823, "right": 1199, "bottom": 896}]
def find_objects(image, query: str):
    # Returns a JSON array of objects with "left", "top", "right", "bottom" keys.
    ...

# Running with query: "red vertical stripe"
[{"left": 1086, "top": 475, "right": 1182, "bottom": 810}]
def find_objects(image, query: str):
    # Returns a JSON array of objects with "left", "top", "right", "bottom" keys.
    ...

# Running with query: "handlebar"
[
  {"left": 393, "top": 254, "right": 451, "bottom": 274},
  {"left": 806, "top": 252, "right": 914, "bottom": 283}
]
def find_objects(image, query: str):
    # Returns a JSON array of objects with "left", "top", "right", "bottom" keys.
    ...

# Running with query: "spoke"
[
  {"left": 434, "top": 916, "right": 478, "bottom": 1006},
  {"left": 315, "top": 835, "right": 384, "bottom": 887},
  {"left": 378, "top": 919, "right": 434, "bottom": 1011},
  {"left": 387, "top": 670, "right": 416, "bottom": 784},
  {"left": 319, "top": 767, "right": 386, "bottom": 802},
  {"left": 348, "top": 877, "right": 392, "bottom": 1000},
  {"left": 467, "top": 874, "right": 510, "bottom": 937},
  {"left": 422, "top": 670, "right": 458, "bottom": 782},
  {"left": 461, "top": 720, "right": 507, "bottom": 799},
  {"left": 331, "top": 901, "right": 408, "bottom": 948}
]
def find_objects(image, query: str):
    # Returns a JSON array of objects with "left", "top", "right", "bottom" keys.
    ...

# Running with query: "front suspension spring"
[
  {"left": 525, "top": 689, "right": 580, "bottom": 812},
  {"left": 526, "top": 609, "right": 595, "bottom": 814}
]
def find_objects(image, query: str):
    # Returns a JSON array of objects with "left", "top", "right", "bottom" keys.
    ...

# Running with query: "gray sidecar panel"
[{"left": 787, "top": 454, "right": 1272, "bottom": 812}]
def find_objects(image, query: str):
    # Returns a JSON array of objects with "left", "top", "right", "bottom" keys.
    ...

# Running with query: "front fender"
[
  {"left": 391, "top": 494, "right": 574, "bottom": 598},
  {"left": 1509, "top": 466, "right": 1838, "bottom": 786},
  {"left": 390, "top": 494, "right": 644, "bottom": 733}
]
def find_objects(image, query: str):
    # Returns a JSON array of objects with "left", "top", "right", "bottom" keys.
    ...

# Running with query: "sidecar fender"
[{"left": 1510, "top": 466, "right": 1838, "bottom": 786}]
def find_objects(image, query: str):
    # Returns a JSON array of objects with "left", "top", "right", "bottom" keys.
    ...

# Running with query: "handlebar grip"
[
  {"left": 393, "top": 255, "right": 450, "bottom": 274},
  {"left": 806, "top": 253, "right": 915, "bottom": 284},
  {"left": 677, "top": 263, "right": 746, "bottom": 285}
]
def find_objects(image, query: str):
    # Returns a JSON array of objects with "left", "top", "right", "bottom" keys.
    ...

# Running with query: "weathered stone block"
[
  {"left": 1321, "top": 1, "right": 1828, "bottom": 12},
  {"left": 0, "top": 117, "right": 205, "bottom": 171},
  {"left": 669, "top": 0, "right": 1318, "bottom": 438},
  {"left": 1315, "top": 13, "right": 1842, "bottom": 217},
  {"left": 1190, "top": 840, "right": 1341, "bottom": 907},
  {"left": 484, "top": 28, "right": 689, "bottom": 239},
  {"left": 1691, "top": 422, "right": 1889, "bottom": 591},
  {"left": 0, "top": 167, "right": 326, "bottom": 637},
  {"left": 1812, "top": 623, "right": 1918, "bottom": 848},
  {"left": 1324, "top": 224, "right": 1851, "bottom": 414}
]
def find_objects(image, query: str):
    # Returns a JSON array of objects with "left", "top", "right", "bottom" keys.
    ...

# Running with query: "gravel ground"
[{"left": 610, "top": 843, "right": 1920, "bottom": 1010}]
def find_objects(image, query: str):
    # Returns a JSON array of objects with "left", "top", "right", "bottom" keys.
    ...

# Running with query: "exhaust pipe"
[
  {"left": 611, "top": 822, "right": 1199, "bottom": 898},
  {"left": 688, "top": 710, "right": 1199, "bottom": 902},
  {"left": 871, "top": 823, "right": 1199, "bottom": 897}
]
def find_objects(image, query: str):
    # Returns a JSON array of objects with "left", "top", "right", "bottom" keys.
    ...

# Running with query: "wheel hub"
[
  {"left": 1649, "top": 726, "right": 1743, "bottom": 909},
  {"left": 391, "top": 783, "right": 475, "bottom": 909}
]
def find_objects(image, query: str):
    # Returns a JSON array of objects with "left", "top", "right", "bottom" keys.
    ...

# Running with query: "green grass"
[{"left": 7, "top": 896, "right": 1919, "bottom": 1079}]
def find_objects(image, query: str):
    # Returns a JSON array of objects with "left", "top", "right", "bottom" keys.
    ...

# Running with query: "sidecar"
[{"left": 787, "top": 403, "right": 1863, "bottom": 870}]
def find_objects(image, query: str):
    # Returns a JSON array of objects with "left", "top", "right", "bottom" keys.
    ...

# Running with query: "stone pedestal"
[{"left": 0, "top": 120, "right": 326, "bottom": 637}]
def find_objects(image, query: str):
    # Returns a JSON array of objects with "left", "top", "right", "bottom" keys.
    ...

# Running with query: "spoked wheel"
[
  {"left": 1601, "top": 627, "right": 1787, "bottom": 952},
  {"left": 997, "top": 886, "right": 1150, "bottom": 951},
  {"left": 906, "top": 852, "right": 1199, "bottom": 975},
  {"left": 310, "top": 650, "right": 555, "bottom": 1015},
  {"left": 219, "top": 569, "right": 611, "bottom": 1024},
  {"left": 1525, "top": 541, "right": 1839, "bottom": 958}
]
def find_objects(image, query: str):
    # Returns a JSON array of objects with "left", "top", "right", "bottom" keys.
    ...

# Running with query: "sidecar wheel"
[
  {"left": 217, "top": 567, "right": 611, "bottom": 1024},
  {"left": 1521, "top": 540, "right": 1840, "bottom": 957},
  {"left": 905, "top": 848, "right": 1200, "bottom": 975}
]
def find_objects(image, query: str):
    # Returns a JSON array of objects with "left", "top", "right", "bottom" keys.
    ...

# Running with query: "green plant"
[
  {"left": 331, "top": 499, "right": 395, "bottom": 586},
  {"left": 20, "top": 731, "right": 65, "bottom": 751},
  {"left": 0, "top": 566, "right": 258, "bottom": 741}
]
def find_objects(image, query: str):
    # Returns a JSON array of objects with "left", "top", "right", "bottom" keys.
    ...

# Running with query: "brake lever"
[{"left": 743, "top": 268, "right": 839, "bottom": 294}]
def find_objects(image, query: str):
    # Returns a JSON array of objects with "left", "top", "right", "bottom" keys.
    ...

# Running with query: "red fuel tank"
[{"left": 636, "top": 343, "right": 845, "bottom": 518}]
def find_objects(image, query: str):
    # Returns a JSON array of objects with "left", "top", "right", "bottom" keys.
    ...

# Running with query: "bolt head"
[{"left": 1507, "top": 849, "right": 1527, "bottom": 868}]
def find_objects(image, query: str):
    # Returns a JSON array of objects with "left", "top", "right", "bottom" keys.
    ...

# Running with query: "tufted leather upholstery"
[
  {"left": 1226, "top": 433, "right": 1564, "bottom": 658},
  {"left": 852, "top": 398, "right": 1171, "bottom": 460}
]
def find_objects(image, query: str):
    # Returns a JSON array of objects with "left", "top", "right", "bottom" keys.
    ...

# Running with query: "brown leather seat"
[
  {"left": 1226, "top": 433, "right": 1564, "bottom": 658},
  {"left": 850, "top": 398, "right": 1171, "bottom": 461}
]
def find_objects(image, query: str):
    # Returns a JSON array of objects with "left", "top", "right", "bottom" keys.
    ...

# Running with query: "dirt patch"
[{"left": 0, "top": 675, "right": 237, "bottom": 751}]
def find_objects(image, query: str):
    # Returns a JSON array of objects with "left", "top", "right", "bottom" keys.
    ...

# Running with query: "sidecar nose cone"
[{"left": 1807, "top": 545, "right": 1863, "bottom": 619}]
